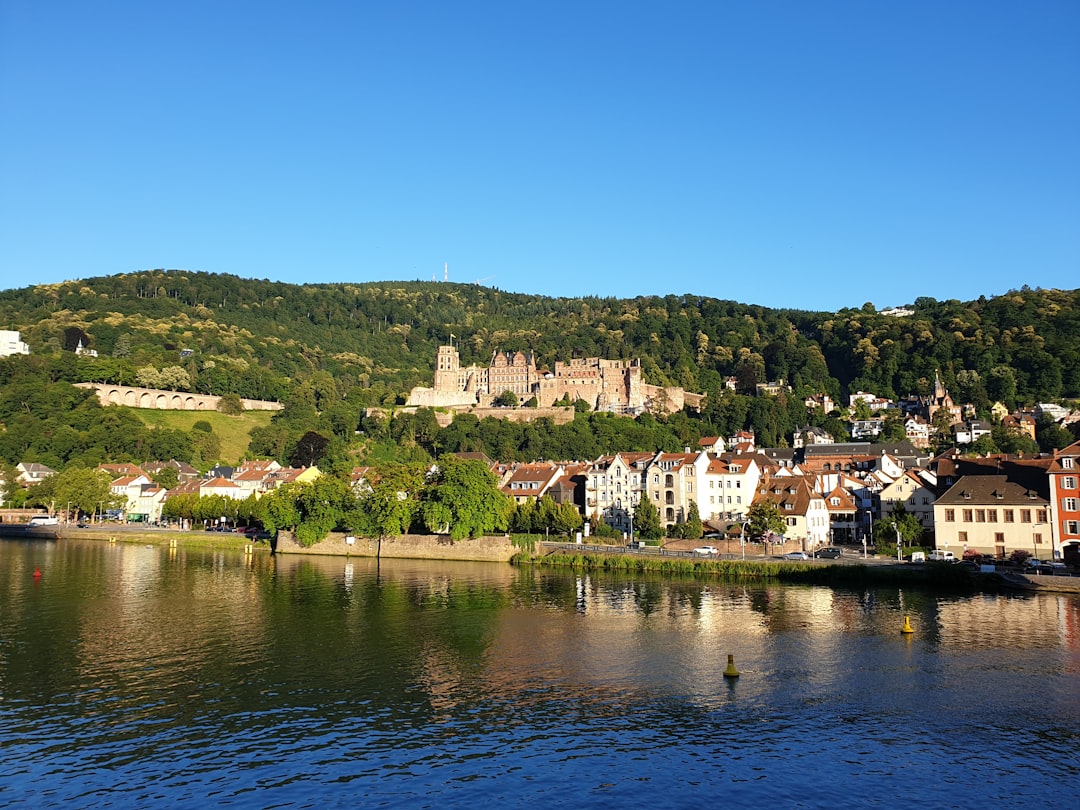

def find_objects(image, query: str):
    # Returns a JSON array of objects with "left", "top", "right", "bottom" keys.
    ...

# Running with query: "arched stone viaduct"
[{"left": 74, "top": 383, "right": 283, "bottom": 412}]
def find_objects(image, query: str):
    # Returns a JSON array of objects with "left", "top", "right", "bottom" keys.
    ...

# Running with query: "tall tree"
[
  {"left": 419, "top": 457, "right": 513, "bottom": 540},
  {"left": 633, "top": 496, "right": 663, "bottom": 541}
]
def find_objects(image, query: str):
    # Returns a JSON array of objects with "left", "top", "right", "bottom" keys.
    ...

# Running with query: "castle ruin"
[{"left": 407, "top": 344, "right": 702, "bottom": 415}]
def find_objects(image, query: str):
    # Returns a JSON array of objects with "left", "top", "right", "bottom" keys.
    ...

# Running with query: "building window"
[
  {"left": 994, "top": 532, "right": 1004, "bottom": 544},
  {"left": 1063, "top": 458, "right": 1075, "bottom": 470},
  {"left": 962, "top": 509, "right": 973, "bottom": 522},
  {"left": 975, "top": 509, "right": 985, "bottom": 523},
  {"left": 958, "top": 531, "right": 967, "bottom": 543},
  {"left": 1064, "top": 498, "right": 1078, "bottom": 512},
  {"left": 1021, "top": 509, "right": 1031, "bottom": 523},
  {"left": 1063, "top": 476, "right": 1077, "bottom": 489},
  {"left": 1036, "top": 509, "right": 1048, "bottom": 523},
  {"left": 1067, "top": 520, "right": 1079, "bottom": 535},
  {"left": 1004, "top": 509, "right": 1014, "bottom": 523},
  {"left": 987, "top": 509, "right": 997, "bottom": 522},
  {"left": 945, "top": 509, "right": 955, "bottom": 522},
  {"left": 1033, "top": 533, "right": 1043, "bottom": 545}
]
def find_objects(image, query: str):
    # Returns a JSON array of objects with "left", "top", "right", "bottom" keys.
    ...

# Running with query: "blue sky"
[{"left": 1, "top": 1, "right": 1077, "bottom": 310}]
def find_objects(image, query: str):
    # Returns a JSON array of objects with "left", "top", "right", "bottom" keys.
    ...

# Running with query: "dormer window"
[{"left": 1064, "top": 458, "right": 1075, "bottom": 470}]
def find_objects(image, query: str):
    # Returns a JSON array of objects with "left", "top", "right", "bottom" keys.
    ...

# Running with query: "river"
[{"left": 1, "top": 538, "right": 1077, "bottom": 809}]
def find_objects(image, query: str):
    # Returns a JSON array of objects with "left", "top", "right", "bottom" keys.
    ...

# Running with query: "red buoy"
[{"left": 33, "top": 567, "right": 42, "bottom": 579}]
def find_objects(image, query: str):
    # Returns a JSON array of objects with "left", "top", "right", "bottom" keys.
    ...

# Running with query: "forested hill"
[{"left": 1, "top": 270, "right": 1078, "bottom": 408}]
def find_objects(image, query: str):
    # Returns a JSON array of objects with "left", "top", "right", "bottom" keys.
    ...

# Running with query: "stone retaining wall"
[{"left": 273, "top": 531, "right": 520, "bottom": 562}]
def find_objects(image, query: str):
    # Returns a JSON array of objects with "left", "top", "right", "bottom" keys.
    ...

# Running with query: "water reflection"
[{"left": 1, "top": 539, "right": 1078, "bottom": 810}]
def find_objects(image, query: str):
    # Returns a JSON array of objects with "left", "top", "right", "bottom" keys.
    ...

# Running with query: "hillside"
[
  {"left": 133, "top": 409, "right": 275, "bottom": 466},
  {"left": 2, "top": 270, "right": 1078, "bottom": 410}
]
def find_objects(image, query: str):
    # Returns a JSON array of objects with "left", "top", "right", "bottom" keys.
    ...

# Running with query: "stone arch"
[
  {"left": 184, "top": 396, "right": 196, "bottom": 410},
  {"left": 139, "top": 392, "right": 152, "bottom": 407},
  {"left": 107, "top": 389, "right": 121, "bottom": 405},
  {"left": 155, "top": 394, "right": 167, "bottom": 409}
]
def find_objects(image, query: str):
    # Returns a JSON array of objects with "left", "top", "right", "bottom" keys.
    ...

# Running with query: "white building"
[{"left": 0, "top": 330, "right": 30, "bottom": 356}]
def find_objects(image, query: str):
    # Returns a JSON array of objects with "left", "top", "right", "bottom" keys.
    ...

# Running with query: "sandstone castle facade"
[{"left": 406, "top": 343, "right": 702, "bottom": 415}]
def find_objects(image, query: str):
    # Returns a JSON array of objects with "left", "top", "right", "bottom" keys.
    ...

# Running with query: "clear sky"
[{"left": 1, "top": 1, "right": 1077, "bottom": 310}]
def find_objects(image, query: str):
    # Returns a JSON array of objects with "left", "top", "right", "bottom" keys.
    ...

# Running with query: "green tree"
[
  {"left": 494, "top": 390, "right": 519, "bottom": 408},
  {"left": 419, "top": 456, "right": 513, "bottom": 539},
  {"left": 149, "top": 467, "right": 180, "bottom": 490},
  {"left": 633, "top": 496, "right": 663, "bottom": 541},
  {"left": 217, "top": 393, "right": 244, "bottom": 415},
  {"left": 747, "top": 499, "right": 786, "bottom": 541},
  {"left": 360, "top": 463, "right": 426, "bottom": 537},
  {"left": 874, "top": 504, "right": 924, "bottom": 554},
  {"left": 260, "top": 483, "right": 304, "bottom": 534},
  {"left": 294, "top": 475, "right": 353, "bottom": 546},
  {"left": 682, "top": 499, "right": 703, "bottom": 540},
  {"left": 27, "top": 467, "right": 118, "bottom": 520},
  {"left": 553, "top": 500, "right": 584, "bottom": 536}
]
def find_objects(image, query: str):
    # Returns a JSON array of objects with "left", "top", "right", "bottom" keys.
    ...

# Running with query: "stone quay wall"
[{"left": 273, "top": 531, "right": 520, "bottom": 562}]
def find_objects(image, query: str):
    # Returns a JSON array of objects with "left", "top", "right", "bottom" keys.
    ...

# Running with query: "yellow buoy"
[
  {"left": 901, "top": 615, "right": 915, "bottom": 634},
  {"left": 723, "top": 653, "right": 740, "bottom": 678}
]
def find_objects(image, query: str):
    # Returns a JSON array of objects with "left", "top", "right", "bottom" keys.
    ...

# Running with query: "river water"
[{"left": 1, "top": 539, "right": 1077, "bottom": 809}]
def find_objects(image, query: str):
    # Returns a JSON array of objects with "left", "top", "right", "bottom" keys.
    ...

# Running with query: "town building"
[
  {"left": 0, "top": 330, "right": 30, "bottom": 356},
  {"left": 585, "top": 452, "right": 653, "bottom": 535},
  {"left": 933, "top": 475, "right": 1052, "bottom": 560},
  {"left": 753, "top": 475, "right": 829, "bottom": 550},
  {"left": 701, "top": 453, "right": 763, "bottom": 526},
  {"left": 1048, "top": 441, "right": 1080, "bottom": 565}
]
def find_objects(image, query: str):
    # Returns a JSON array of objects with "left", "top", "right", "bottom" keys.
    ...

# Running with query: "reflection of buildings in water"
[
  {"left": 74, "top": 545, "right": 277, "bottom": 684},
  {"left": 936, "top": 594, "right": 1078, "bottom": 650}
]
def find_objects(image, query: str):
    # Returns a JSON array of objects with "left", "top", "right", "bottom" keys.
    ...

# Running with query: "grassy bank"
[
  {"left": 70, "top": 528, "right": 266, "bottom": 551},
  {"left": 514, "top": 551, "right": 996, "bottom": 591},
  {"left": 131, "top": 408, "right": 274, "bottom": 463}
]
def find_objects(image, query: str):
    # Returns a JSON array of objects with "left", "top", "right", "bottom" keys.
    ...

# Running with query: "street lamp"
[
  {"left": 895, "top": 524, "right": 902, "bottom": 562},
  {"left": 740, "top": 520, "right": 750, "bottom": 560}
]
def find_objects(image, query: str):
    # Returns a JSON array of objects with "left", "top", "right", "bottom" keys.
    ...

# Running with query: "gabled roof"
[
  {"left": 754, "top": 475, "right": 822, "bottom": 515},
  {"left": 202, "top": 476, "right": 243, "bottom": 490},
  {"left": 823, "top": 485, "right": 857, "bottom": 512},
  {"left": 99, "top": 463, "right": 148, "bottom": 478},
  {"left": 937, "top": 475, "right": 1050, "bottom": 506},
  {"left": 110, "top": 474, "right": 150, "bottom": 488}
]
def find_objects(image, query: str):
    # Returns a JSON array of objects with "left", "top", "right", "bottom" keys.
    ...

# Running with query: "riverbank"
[
  {"left": 515, "top": 547, "right": 1080, "bottom": 595},
  {"left": 47, "top": 525, "right": 266, "bottom": 551}
]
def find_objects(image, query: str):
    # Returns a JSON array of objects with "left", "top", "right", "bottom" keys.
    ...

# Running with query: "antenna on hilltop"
[{"left": 444, "top": 262, "right": 448, "bottom": 282}]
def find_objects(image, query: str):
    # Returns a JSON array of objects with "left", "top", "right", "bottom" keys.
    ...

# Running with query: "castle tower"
[{"left": 434, "top": 345, "right": 461, "bottom": 392}]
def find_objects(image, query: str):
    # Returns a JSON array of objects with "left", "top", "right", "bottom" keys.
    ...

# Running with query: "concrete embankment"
[
  {"left": 999, "top": 571, "right": 1080, "bottom": 595},
  {"left": 273, "top": 531, "right": 520, "bottom": 563}
]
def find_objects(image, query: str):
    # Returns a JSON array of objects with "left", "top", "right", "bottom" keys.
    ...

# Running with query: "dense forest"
[{"left": 1, "top": 271, "right": 1078, "bottom": 476}]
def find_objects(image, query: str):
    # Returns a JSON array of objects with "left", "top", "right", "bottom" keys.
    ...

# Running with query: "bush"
[{"left": 217, "top": 393, "right": 244, "bottom": 415}]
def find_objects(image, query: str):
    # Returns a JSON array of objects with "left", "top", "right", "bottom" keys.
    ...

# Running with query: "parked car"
[
  {"left": 693, "top": 546, "right": 718, "bottom": 556},
  {"left": 927, "top": 550, "right": 956, "bottom": 562},
  {"left": 813, "top": 547, "right": 842, "bottom": 559},
  {"left": 782, "top": 551, "right": 809, "bottom": 561}
]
